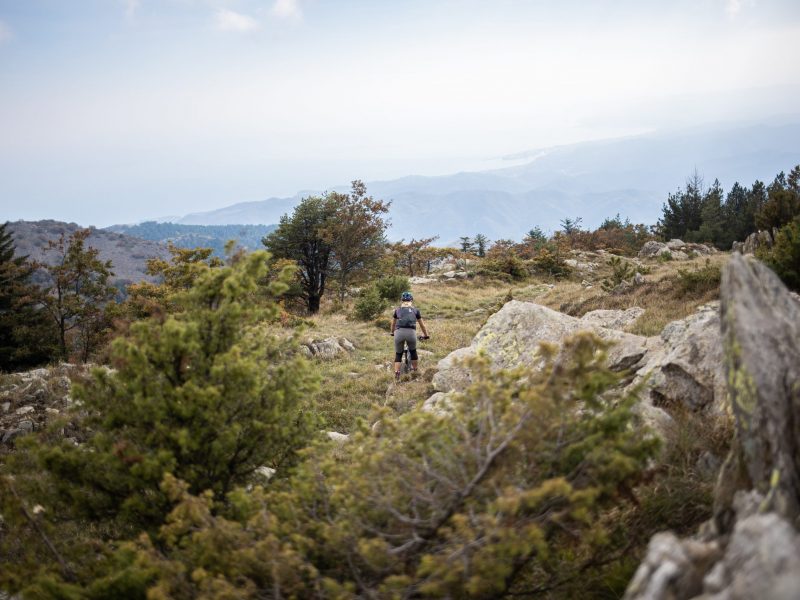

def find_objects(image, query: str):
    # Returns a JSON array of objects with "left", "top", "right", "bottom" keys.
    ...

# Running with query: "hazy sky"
[{"left": 1, "top": 0, "right": 799, "bottom": 226}]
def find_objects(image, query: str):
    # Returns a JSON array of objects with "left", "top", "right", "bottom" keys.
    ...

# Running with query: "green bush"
[
  {"left": 758, "top": 217, "right": 800, "bottom": 291},
  {"left": 373, "top": 274, "right": 410, "bottom": 302},
  {"left": 531, "top": 247, "right": 572, "bottom": 278},
  {"left": 602, "top": 256, "right": 636, "bottom": 291},
  {"left": 353, "top": 286, "right": 388, "bottom": 320},
  {"left": 675, "top": 259, "right": 722, "bottom": 295},
  {"left": 1, "top": 252, "right": 319, "bottom": 591}
]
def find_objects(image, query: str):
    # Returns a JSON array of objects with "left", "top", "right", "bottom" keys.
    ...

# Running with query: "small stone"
[
  {"left": 45, "top": 407, "right": 60, "bottom": 416},
  {"left": 18, "top": 420, "right": 34, "bottom": 433},
  {"left": 2, "top": 429, "right": 22, "bottom": 443},
  {"left": 15, "top": 405, "right": 34, "bottom": 416},
  {"left": 255, "top": 466, "right": 276, "bottom": 480},
  {"left": 326, "top": 431, "right": 350, "bottom": 443},
  {"left": 1, "top": 402, "right": 10, "bottom": 413}
]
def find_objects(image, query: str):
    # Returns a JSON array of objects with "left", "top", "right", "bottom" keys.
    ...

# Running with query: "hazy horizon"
[{"left": 1, "top": 0, "right": 800, "bottom": 226}]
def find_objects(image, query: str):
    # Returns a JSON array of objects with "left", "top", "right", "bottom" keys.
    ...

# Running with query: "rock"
[
  {"left": 639, "top": 241, "right": 670, "bottom": 258},
  {"left": 666, "top": 239, "right": 685, "bottom": 250},
  {"left": 720, "top": 513, "right": 800, "bottom": 599},
  {"left": 255, "top": 466, "right": 276, "bottom": 480},
  {"left": 565, "top": 259, "right": 579, "bottom": 268},
  {"left": 580, "top": 307, "right": 645, "bottom": 331},
  {"left": 2, "top": 429, "right": 23, "bottom": 444},
  {"left": 633, "top": 271, "right": 646, "bottom": 285},
  {"left": 15, "top": 405, "right": 34, "bottom": 416},
  {"left": 431, "top": 301, "right": 651, "bottom": 394},
  {"left": 716, "top": 254, "right": 800, "bottom": 523},
  {"left": 1, "top": 402, "right": 9, "bottom": 413},
  {"left": 634, "top": 303, "right": 724, "bottom": 412},
  {"left": 735, "top": 229, "right": 775, "bottom": 255},
  {"left": 326, "top": 431, "right": 350, "bottom": 443},
  {"left": 302, "top": 337, "right": 355, "bottom": 360},
  {"left": 625, "top": 255, "right": 800, "bottom": 600},
  {"left": 45, "top": 407, "right": 60, "bottom": 416},
  {"left": 624, "top": 532, "right": 719, "bottom": 600},
  {"left": 422, "top": 392, "right": 454, "bottom": 415},
  {"left": 18, "top": 420, "right": 33, "bottom": 433}
]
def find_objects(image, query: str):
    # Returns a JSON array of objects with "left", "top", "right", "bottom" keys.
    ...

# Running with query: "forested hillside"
[{"left": 106, "top": 222, "right": 277, "bottom": 256}]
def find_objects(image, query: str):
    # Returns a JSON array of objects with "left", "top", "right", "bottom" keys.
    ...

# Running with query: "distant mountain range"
[
  {"left": 105, "top": 222, "right": 277, "bottom": 257},
  {"left": 170, "top": 120, "right": 800, "bottom": 244}
]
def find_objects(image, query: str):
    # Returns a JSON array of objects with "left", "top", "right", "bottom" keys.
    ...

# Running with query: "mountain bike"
[{"left": 396, "top": 335, "right": 430, "bottom": 381}]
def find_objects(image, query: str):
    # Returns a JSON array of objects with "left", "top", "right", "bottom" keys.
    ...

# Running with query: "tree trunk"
[{"left": 308, "top": 294, "right": 321, "bottom": 313}]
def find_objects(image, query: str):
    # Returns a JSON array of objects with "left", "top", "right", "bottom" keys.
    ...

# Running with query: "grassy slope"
[{"left": 306, "top": 253, "right": 727, "bottom": 433}]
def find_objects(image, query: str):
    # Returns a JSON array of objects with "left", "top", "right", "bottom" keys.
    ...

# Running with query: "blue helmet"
[{"left": 401, "top": 291, "right": 413, "bottom": 301}]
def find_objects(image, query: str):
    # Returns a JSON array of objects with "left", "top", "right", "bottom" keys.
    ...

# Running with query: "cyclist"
[{"left": 390, "top": 291, "right": 430, "bottom": 379}]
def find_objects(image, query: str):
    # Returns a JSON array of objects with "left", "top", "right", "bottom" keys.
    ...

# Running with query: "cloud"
[
  {"left": 0, "top": 20, "right": 13, "bottom": 44},
  {"left": 215, "top": 9, "right": 260, "bottom": 32},
  {"left": 725, "top": 0, "right": 755, "bottom": 18},
  {"left": 124, "top": 0, "right": 141, "bottom": 20},
  {"left": 271, "top": 0, "right": 302, "bottom": 20}
]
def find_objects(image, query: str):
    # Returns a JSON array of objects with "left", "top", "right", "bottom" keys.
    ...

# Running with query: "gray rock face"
[
  {"left": 718, "top": 253, "right": 800, "bottom": 522},
  {"left": 625, "top": 254, "right": 800, "bottom": 600},
  {"left": 430, "top": 300, "right": 727, "bottom": 418},
  {"left": 580, "top": 307, "right": 645, "bottom": 330},
  {"left": 431, "top": 301, "right": 652, "bottom": 394},
  {"left": 301, "top": 337, "right": 356, "bottom": 360},
  {"left": 639, "top": 241, "right": 670, "bottom": 258},
  {"left": 732, "top": 228, "right": 778, "bottom": 255}
]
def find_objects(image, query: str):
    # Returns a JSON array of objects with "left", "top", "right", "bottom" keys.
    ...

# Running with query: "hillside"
[
  {"left": 171, "top": 120, "right": 800, "bottom": 243},
  {"left": 6, "top": 220, "right": 170, "bottom": 286},
  {"left": 105, "top": 222, "right": 277, "bottom": 257}
]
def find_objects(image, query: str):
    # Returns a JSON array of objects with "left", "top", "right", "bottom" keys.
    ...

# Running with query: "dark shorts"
[{"left": 394, "top": 328, "right": 417, "bottom": 354}]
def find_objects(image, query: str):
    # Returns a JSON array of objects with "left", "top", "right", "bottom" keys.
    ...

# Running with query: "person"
[{"left": 390, "top": 291, "right": 430, "bottom": 380}]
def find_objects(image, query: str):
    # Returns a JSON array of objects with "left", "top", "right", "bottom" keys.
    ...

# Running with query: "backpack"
[{"left": 396, "top": 306, "right": 418, "bottom": 328}]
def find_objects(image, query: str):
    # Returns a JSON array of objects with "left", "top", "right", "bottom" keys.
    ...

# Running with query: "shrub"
[
  {"left": 36, "top": 334, "right": 656, "bottom": 598},
  {"left": 531, "top": 247, "right": 572, "bottom": 278},
  {"left": 676, "top": 259, "right": 722, "bottom": 295},
  {"left": 373, "top": 274, "right": 410, "bottom": 302},
  {"left": 1, "top": 252, "right": 319, "bottom": 589},
  {"left": 353, "top": 285, "right": 388, "bottom": 320},
  {"left": 601, "top": 256, "right": 637, "bottom": 291},
  {"left": 758, "top": 217, "right": 800, "bottom": 291}
]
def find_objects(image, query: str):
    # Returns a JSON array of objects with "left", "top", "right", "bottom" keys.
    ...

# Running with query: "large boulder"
[
  {"left": 624, "top": 254, "right": 800, "bottom": 599},
  {"left": 431, "top": 300, "right": 728, "bottom": 418},
  {"left": 431, "top": 301, "right": 652, "bottom": 394},
  {"left": 733, "top": 228, "right": 778, "bottom": 255},
  {"left": 639, "top": 241, "right": 670, "bottom": 258}
]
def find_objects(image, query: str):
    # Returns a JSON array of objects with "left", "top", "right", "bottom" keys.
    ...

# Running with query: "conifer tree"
[
  {"left": 0, "top": 222, "right": 57, "bottom": 370},
  {"left": 473, "top": 233, "right": 488, "bottom": 257},
  {"left": 35, "top": 229, "right": 116, "bottom": 360}
]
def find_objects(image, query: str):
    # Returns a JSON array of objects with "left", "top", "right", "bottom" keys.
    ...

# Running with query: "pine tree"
[
  {"left": 36, "top": 229, "right": 116, "bottom": 361},
  {"left": 0, "top": 222, "right": 58, "bottom": 371},
  {"left": 473, "top": 233, "right": 488, "bottom": 257}
]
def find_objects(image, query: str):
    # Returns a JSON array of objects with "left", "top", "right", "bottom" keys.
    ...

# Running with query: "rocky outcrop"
[
  {"left": 431, "top": 301, "right": 652, "bottom": 394},
  {"left": 624, "top": 254, "right": 800, "bottom": 600},
  {"left": 0, "top": 364, "right": 85, "bottom": 448},
  {"left": 731, "top": 228, "right": 779, "bottom": 255},
  {"left": 430, "top": 300, "right": 727, "bottom": 419},
  {"left": 639, "top": 240, "right": 715, "bottom": 260},
  {"left": 300, "top": 337, "right": 356, "bottom": 360}
]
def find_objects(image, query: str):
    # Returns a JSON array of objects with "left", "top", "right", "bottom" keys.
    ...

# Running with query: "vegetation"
[
  {"left": 106, "top": 222, "right": 277, "bottom": 256},
  {"left": 758, "top": 216, "right": 800, "bottom": 291},
  {"left": 35, "top": 229, "right": 117, "bottom": 362},
  {"left": 264, "top": 181, "right": 389, "bottom": 312},
  {"left": 658, "top": 165, "right": 800, "bottom": 249},
  {"left": 0, "top": 222, "right": 58, "bottom": 371},
  {"left": 6, "top": 164, "right": 787, "bottom": 597}
]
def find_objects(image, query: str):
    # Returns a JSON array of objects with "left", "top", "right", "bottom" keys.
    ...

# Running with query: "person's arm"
[
  {"left": 390, "top": 311, "right": 397, "bottom": 335},
  {"left": 418, "top": 318, "right": 429, "bottom": 338}
]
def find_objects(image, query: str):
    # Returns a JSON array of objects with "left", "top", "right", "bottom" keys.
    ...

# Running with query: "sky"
[{"left": 1, "top": 0, "right": 799, "bottom": 226}]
